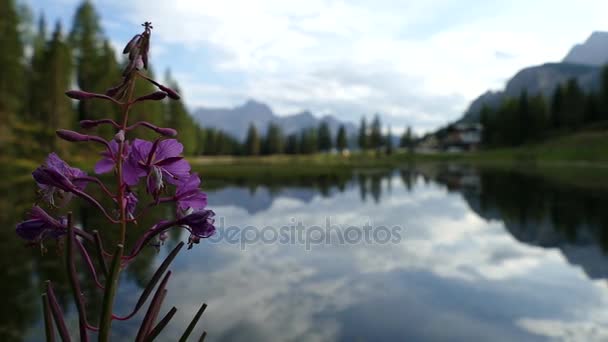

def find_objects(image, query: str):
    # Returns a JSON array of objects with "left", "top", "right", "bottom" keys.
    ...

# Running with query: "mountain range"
[
  {"left": 459, "top": 31, "right": 608, "bottom": 123},
  {"left": 192, "top": 100, "right": 358, "bottom": 141}
]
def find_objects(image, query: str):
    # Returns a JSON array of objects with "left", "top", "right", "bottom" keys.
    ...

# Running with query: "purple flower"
[
  {"left": 95, "top": 140, "right": 130, "bottom": 175},
  {"left": 175, "top": 173, "right": 208, "bottom": 212},
  {"left": 33, "top": 153, "right": 87, "bottom": 206},
  {"left": 178, "top": 209, "right": 216, "bottom": 247},
  {"left": 124, "top": 139, "right": 191, "bottom": 196},
  {"left": 16, "top": 206, "right": 67, "bottom": 242}
]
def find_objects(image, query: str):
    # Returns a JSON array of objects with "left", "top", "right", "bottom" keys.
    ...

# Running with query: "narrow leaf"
[
  {"left": 144, "top": 307, "right": 177, "bottom": 341},
  {"left": 179, "top": 302, "right": 207, "bottom": 342},
  {"left": 198, "top": 331, "right": 207, "bottom": 342},
  {"left": 114, "top": 242, "right": 184, "bottom": 320},
  {"left": 42, "top": 293, "right": 55, "bottom": 342},
  {"left": 136, "top": 271, "right": 172, "bottom": 342},
  {"left": 45, "top": 281, "right": 71, "bottom": 341}
]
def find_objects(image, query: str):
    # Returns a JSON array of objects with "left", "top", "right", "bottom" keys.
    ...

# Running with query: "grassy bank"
[
  {"left": 415, "top": 130, "right": 608, "bottom": 165},
  {"left": 189, "top": 153, "right": 404, "bottom": 185}
]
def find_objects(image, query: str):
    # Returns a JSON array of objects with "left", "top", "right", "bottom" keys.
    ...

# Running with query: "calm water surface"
[{"left": 2, "top": 164, "right": 608, "bottom": 341}]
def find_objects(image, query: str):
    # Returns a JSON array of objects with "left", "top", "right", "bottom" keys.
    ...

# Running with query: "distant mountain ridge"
[
  {"left": 193, "top": 100, "right": 358, "bottom": 141},
  {"left": 458, "top": 31, "right": 608, "bottom": 123},
  {"left": 563, "top": 31, "right": 608, "bottom": 66}
]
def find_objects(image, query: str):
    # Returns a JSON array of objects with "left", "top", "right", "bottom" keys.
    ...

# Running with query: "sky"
[{"left": 25, "top": 0, "right": 608, "bottom": 133}]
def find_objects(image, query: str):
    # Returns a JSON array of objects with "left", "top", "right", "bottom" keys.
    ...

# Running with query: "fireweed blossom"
[
  {"left": 16, "top": 206, "right": 67, "bottom": 242},
  {"left": 174, "top": 173, "right": 208, "bottom": 212},
  {"left": 15, "top": 22, "right": 213, "bottom": 341},
  {"left": 95, "top": 139, "right": 130, "bottom": 175},
  {"left": 124, "top": 138, "right": 191, "bottom": 198},
  {"left": 33, "top": 152, "right": 88, "bottom": 206}
]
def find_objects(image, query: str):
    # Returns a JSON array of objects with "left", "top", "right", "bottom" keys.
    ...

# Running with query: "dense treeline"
[
  {"left": 0, "top": 0, "right": 237, "bottom": 158},
  {"left": 239, "top": 113, "right": 404, "bottom": 156},
  {"left": 480, "top": 68, "right": 608, "bottom": 147},
  {"left": 242, "top": 121, "right": 351, "bottom": 155}
]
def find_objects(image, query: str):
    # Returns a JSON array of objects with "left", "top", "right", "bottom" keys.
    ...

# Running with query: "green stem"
[{"left": 98, "top": 244, "right": 124, "bottom": 342}]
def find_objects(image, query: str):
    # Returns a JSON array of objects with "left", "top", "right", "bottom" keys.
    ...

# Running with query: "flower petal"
[
  {"left": 94, "top": 158, "right": 115, "bottom": 174},
  {"left": 155, "top": 139, "right": 183, "bottom": 160},
  {"left": 163, "top": 159, "right": 191, "bottom": 184}
]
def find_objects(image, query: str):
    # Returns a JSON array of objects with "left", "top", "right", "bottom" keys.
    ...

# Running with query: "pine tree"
[
  {"left": 336, "top": 125, "right": 347, "bottom": 152},
  {"left": 479, "top": 107, "right": 492, "bottom": 146},
  {"left": 245, "top": 123, "right": 261, "bottom": 155},
  {"left": 528, "top": 95, "right": 548, "bottom": 141},
  {"left": 40, "top": 22, "right": 74, "bottom": 154},
  {"left": 600, "top": 66, "right": 608, "bottom": 121},
  {"left": 400, "top": 126, "right": 414, "bottom": 153},
  {"left": 70, "top": 1, "right": 113, "bottom": 130},
  {"left": 300, "top": 127, "right": 318, "bottom": 154},
  {"left": 0, "top": 0, "right": 25, "bottom": 115},
  {"left": 285, "top": 133, "right": 299, "bottom": 154},
  {"left": 370, "top": 114, "right": 382, "bottom": 150},
  {"left": 386, "top": 125, "right": 393, "bottom": 155},
  {"left": 583, "top": 93, "right": 600, "bottom": 124},
  {"left": 358, "top": 117, "right": 368, "bottom": 150},
  {"left": 318, "top": 121, "right": 332, "bottom": 151},
  {"left": 562, "top": 78, "right": 584, "bottom": 129},
  {"left": 263, "top": 123, "right": 284, "bottom": 154},
  {"left": 517, "top": 90, "right": 530, "bottom": 144},
  {"left": 28, "top": 14, "right": 47, "bottom": 121},
  {"left": 550, "top": 85, "right": 564, "bottom": 129}
]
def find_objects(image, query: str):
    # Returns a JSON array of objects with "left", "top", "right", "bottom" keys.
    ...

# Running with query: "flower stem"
[{"left": 117, "top": 77, "right": 137, "bottom": 246}]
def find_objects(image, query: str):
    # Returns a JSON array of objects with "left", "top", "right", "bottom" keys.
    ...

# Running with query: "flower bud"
[
  {"left": 65, "top": 90, "right": 97, "bottom": 100},
  {"left": 65, "top": 90, "right": 119, "bottom": 104},
  {"left": 133, "top": 91, "right": 167, "bottom": 103},
  {"left": 158, "top": 85, "right": 180, "bottom": 100},
  {"left": 80, "top": 120, "right": 98, "bottom": 128},
  {"left": 155, "top": 127, "right": 178, "bottom": 137},
  {"left": 56, "top": 129, "right": 90, "bottom": 142},
  {"left": 115, "top": 130, "right": 125, "bottom": 143}
]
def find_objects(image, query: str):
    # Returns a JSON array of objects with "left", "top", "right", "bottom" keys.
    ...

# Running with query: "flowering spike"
[{"left": 19, "top": 22, "right": 215, "bottom": 341}]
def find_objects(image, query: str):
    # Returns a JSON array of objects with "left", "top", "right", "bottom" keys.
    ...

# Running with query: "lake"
[{"left": 2, "top": 163, "right": 608, "bottom": 341}]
